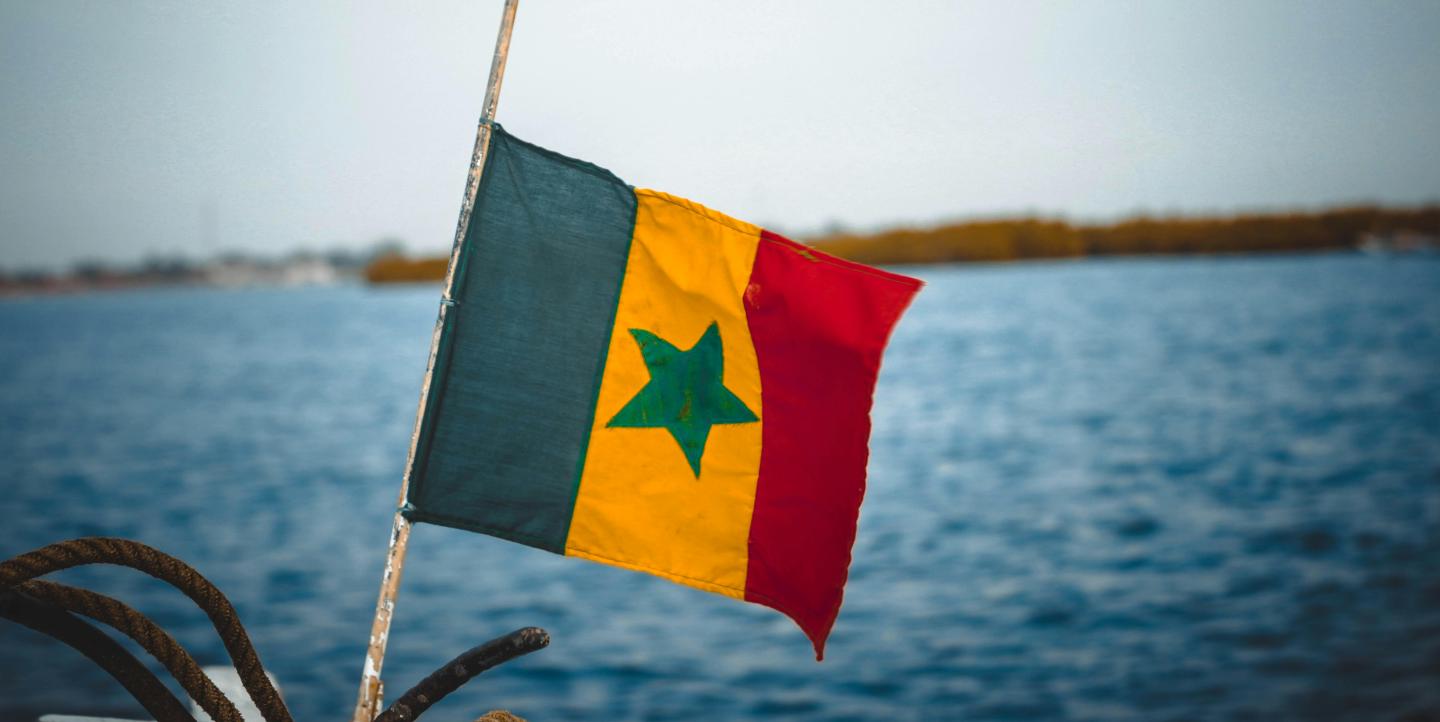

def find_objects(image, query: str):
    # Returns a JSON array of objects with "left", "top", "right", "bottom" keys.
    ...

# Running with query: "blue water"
[{"left": 2, "top": 253, "right": 1438, "bottom": 721}]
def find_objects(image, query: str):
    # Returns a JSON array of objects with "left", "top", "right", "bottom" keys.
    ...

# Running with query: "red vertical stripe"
[{"left": 742, "top": 230, "right": 922, "bottom": 659}]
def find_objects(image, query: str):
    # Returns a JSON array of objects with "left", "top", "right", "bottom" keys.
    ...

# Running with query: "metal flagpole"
[{"left": 351, "top": 1, "right": 519, "bottom": 719}]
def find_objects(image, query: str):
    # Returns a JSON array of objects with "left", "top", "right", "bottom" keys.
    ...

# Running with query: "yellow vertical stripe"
[{"left": 564, "top": 189, "right": 763, "bottom": 599}]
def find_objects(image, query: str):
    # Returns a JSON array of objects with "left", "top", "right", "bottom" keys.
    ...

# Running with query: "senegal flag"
[{"left": 403, "top": 124, "right": 921, "bottom": 658}]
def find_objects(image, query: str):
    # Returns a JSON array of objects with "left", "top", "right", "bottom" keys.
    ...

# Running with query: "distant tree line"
[
  {"left": 356, "top": 205, "right": 1439, "bottom": 284},
  {"left": 364, "top": 255, "right": 451, "bottom": 284},
  {"left": 809, "top": 205, "right": 1440, "bottom": 265}
]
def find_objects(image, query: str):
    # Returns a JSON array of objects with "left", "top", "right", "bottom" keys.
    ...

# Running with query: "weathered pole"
[{"left": 351, "top": 2, "right": 519, "bottom": 719}]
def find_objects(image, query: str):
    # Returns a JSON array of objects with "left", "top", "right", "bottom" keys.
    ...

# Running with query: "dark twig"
[{"left": 374, "top": 627, "right": 550, "bottom": 722}]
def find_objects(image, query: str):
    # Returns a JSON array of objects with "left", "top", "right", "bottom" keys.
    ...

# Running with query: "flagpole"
[{"left": 351, "top": 1, "right": 519, "bottom": 719}]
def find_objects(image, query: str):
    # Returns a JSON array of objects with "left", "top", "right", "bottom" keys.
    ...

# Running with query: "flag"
[{"left": 403, "top": 124, "right": 921, "bottom": 658}]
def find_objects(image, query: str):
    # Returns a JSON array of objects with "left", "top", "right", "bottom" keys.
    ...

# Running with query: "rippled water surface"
[{"left": 3, "top": 253, "right": 1439, "bottom": 721}]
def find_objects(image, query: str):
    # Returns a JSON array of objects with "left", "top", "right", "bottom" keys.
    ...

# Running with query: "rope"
[
  {"left": 475, "top": 712, "right": 527, "bottom": 722},
  {"left": 374, "top": 627, "right": 549, "bottom": 722},
  {"left": 0, "top": 587, "right": 196, "bottom": 722},
  {"left": 3, "top": 538, "right": 551, "bottom": 722},
  {"left": 0, "top": 537, "right": 291, "bottom": 722},
  {"left": 18, "top": 579, "right": 245, "bottom": 722}
]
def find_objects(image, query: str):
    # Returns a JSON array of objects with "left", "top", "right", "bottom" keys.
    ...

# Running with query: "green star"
[{"left": 606, "top": 322, "right": 758, "bottom": 477}]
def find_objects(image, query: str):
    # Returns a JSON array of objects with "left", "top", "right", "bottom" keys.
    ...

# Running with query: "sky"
[{"left": 2, "top": 0, "right": 1439, "bottom": 270}]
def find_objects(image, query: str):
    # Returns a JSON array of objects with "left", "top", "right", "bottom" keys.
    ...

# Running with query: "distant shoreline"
[
  {"left": 5, "top": 206, "right": 1434, "bottom": 296},
  {"left": 364, "top": 205, "right": 1438, "bottom": 283},
  {"left": 807, "top": 205, "right": 1439, "bottom": 267}
]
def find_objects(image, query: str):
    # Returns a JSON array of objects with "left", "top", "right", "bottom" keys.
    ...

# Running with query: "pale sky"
[{"left": 3, "top": 0, "right": 1439, "bottom": 270}]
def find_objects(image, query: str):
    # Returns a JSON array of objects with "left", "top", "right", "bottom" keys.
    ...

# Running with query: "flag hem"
[
  {"left": 404, "top": 507, "right": 565, "bottom": 554},
  {"left": 565, "top": 545, "right": 746, "bottom": 600}
]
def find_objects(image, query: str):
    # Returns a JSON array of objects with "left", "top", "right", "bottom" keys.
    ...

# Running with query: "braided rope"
[
  {"left": 3, "top": 538, "right": 551, "bottom": 722},
  {"left": 475, "top": 712, "right": 527, "bottom": 722},
  {"left": 0, "top": 587, "right": 196, "bottom": 722},
  {"left": 19, "top": 579, "right": 245, "bottom": 722},
  {"left": 0, "top": 537, "right": 291, "bottom": 722}
]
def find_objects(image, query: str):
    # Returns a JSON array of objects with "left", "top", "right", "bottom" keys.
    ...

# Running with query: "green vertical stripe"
[
  {"left": 405, "top": 124, "right": 637, "bottom": 554},
  {"left": 559, "top": 189, "right": 638, "bottom": 548}
]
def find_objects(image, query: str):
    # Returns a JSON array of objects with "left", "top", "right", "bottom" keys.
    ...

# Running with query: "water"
[{"left": 2, "top": 253, "right": 1438, "bottom": 721}]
